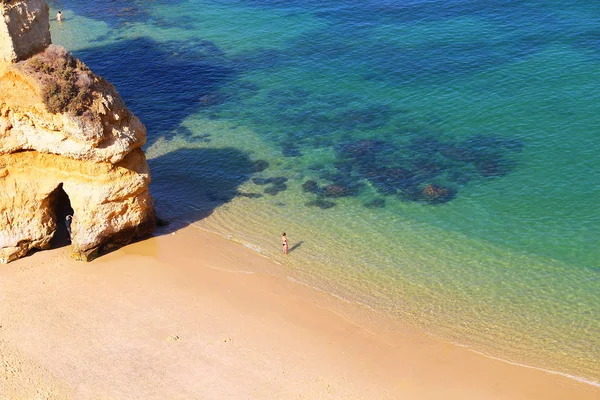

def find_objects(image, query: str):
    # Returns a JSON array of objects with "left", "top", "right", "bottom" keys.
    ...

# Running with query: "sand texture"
[{"left": 0, "top": 227, "right": 598, "bottom": 399}]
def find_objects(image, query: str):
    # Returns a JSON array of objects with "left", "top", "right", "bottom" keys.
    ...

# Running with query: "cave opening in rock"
[{"left": 49, "top": 183, "right": 74, "bottom": 248}]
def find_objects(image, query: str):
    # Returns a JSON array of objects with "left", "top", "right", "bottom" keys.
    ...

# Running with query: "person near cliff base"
[
  {"left": 65, "top": 215, "right": 73, "bottom": 241},
  {"left": 282, "top": 232, "right": 289, "bottom": 255},
  {"left": 56, "top": 11, "right": 63, "bottom": 22}
]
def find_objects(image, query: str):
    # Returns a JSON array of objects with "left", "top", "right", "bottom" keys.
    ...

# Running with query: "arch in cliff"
[{"left": 48, "top": 183, "right": 74, "bottom": 248}]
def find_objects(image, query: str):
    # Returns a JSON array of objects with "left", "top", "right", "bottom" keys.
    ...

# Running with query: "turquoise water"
[{"left": 49, "top": 0, "right": 599, "bottom": 382}]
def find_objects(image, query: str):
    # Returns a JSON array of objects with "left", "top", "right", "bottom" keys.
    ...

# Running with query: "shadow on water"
[
  {"left": 74, "top": 37, "right": 235, "bottom": 147},
  {"left": 148, "top": 147, "right": 257, "bottom": 234},
  {"left": 288, "top": 241, "right": 304, "bottom": 253}
]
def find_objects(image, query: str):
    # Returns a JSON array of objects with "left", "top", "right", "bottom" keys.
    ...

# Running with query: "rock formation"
[
  {"left": 0, "top": 0, "right": 155, "bottom": 263},
  {"left": 0, "top": 0, "right": 51, "bottom": 63}
]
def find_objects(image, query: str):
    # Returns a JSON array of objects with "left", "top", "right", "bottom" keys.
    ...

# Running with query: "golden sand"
[{"left": 0, "top": 227, "right": 598, "bottom": 399}]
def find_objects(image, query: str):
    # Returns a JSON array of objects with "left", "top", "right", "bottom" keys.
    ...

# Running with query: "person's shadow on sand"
[{"left": 288, "top": 241, "right": 304, "bottom": 253}]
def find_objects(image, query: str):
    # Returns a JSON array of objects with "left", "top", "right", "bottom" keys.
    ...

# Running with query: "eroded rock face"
[
  {"left": 0, "top": 45, "right": 147, "bottom": 163},
  {"left": 0, "top": 0, "right": 51, "bottom": 63},
  {"left": 0, "top": 149, "right": 154, "bottom": 263},
  {"left": 0, "top": 0, "right": 155, "bottom": 263}
]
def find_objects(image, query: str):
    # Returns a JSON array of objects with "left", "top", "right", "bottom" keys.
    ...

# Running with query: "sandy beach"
[{"left": 0, "top": 226, "right": 598, "bottom": 399}]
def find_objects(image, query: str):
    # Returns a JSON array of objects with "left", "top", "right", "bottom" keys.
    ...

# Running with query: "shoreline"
[
  {"left": 1, "top": 226, "right": 598, "bottom": 399},
  {"left": 194, "top": 221, "right": 600, "bottom": 388}
]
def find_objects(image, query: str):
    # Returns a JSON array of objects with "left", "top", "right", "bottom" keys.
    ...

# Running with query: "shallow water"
[{"left": 49, "top": 0, "right": 600, "bottom": 382}]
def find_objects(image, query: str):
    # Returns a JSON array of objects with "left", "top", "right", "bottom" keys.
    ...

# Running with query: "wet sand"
[{"left": 0, "top": 226, "right": 598, "bottom": 399}]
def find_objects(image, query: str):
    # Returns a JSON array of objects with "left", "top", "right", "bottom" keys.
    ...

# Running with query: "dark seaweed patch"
[
  {"left": 302, "top": 180, "right": 321, "bottom": 194},
  {"left": 337, "top": 105, "right": 393, "bottom": 131},
  {"left": 189, "top": 133, "right": 212, "bottom": 143},
  {"left": 398, "top": 184, "right": 457, "bottom": 204},
  {"left": 363, "top": 198, "right": 386, "bottom": 209},
  {"left": 253, "top": 176, "right": 288, "bottom": 185},
  {"left": 305, "top": 199, "right": 336, "bottom": 209},
  {"left": 282, "top": 143, "right": 303, "bottom": 157},
  {"left": 221, "top": 85, "right": 397, "bottom": 156},
  {"left": 263, "top": 183, "right": 288, "bottom": 195},
  {"left": 236, "top": 191, "right": 263, "bottom": 199},
  {"left": 253, "top": 176, "right": 288, "bottom": 195},
  {"left": 315, "top": 133, "right": 522, "bottom": 206},
  {"left": 308, "top": 164, "right": 325, "bottom": 171},
  {"left": 253, "top": 160, "right": 270, "bottom": 172}
]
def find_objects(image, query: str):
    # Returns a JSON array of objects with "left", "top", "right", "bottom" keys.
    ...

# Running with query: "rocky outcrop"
[
  {"left": 0, "top": 45, "right": 146, "bottom": 163},
  {"left": 0, "top": 0, "right": 51, "bottom": 63},
  {"left": 0, "top": 0, "right": 155, "bottom": 263}
]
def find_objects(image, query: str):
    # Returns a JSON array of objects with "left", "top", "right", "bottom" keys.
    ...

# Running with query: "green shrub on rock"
[{"left": 23, "top": 45, "right": 94, "bottom": 115}]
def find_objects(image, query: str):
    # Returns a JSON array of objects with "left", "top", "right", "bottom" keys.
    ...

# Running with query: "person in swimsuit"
[
  {"left": 56, "top": 11, "right": 63, "bottom": 22},
  {"left": 282, "top": 232, "right": 289, "bottom": 255}
]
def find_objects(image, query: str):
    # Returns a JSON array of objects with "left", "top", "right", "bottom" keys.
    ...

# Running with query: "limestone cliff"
[
  {"left": 0, "top": 0, "right": 51, "bottom": 63},
  {"left": 0, "top": 45, "right": 146, "bottom": 163},
  {"left": 0, "top": 0, "right": 155, "bottom": 263}
]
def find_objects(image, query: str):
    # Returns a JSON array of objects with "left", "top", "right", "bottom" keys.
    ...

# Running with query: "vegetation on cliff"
[{"left": 23, "top": 45, "right": 94, "bottom": 115}]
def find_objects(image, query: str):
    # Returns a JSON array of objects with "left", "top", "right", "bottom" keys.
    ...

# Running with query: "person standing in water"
[
  {"left": 56, "top": 11, "right": 63, "bottom": 22},
  {"left": 282, "top": 232, "right": 289, "bottom": 255}
]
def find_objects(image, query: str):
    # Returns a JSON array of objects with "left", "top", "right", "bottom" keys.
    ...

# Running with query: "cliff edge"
[{"left": 0, "top": 0, "right": 155, "bottom": 263}]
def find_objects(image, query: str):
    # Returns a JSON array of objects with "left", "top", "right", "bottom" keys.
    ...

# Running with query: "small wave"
[
  {"left": 453, "top": 343, "right": 600, "bottom": 388},
  {"left": 242, "top": 242, "right": 267, "bottom": 255},
  {"left": 204, "top": 264, "right": 255, "bottom": 275}
]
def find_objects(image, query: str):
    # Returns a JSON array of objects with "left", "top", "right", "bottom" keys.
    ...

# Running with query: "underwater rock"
[
  {"left": 439, "top": 144, "right": 478, "bottom": 163},
  {"left": 397, "top": 186, "right": 423, "bottom": 202},
  {"left": 269, "top": 176, "right": 288, "bottom": 185},
  {"left": 198, "top": 93, "right": 228, "bottom": 107},
  {"left": 324, "top": 185, "right": 348, "bottom": 198},
  {"left": 338, "top": 139, "right": 386, "bottom": 159},
  {"left": 253, "top": 177, "right": 270, "bottom": 185},
  {"left": 189, "top": 133, "right": 211, "bottom": 143},
  {"left": 323, "top": 184, "right": 353, "bottom": 198},
  {"left": 263, "top": 183, "right": 287, "bottom": 196},
  {"left": 474, "top": 158, "right": 511, "bottom": 177},
  {"left": 363, "top": 198, "right": 386, "bottom": 208},
  {"left": 281, "top": 143, "right": 302, "bottom": 157},
  {"left": 253, "top": 159, "right": 269, "bottom": 172},
  {"left": 252, "top": 176, "right": 288, "bottom": 185},
  {"left": 305, "top": 199, "right": 336, "bottom": 209},
  {"left": 337, "top": 104, "right": 392, "bottom": 131},
  {"left": 302, "top": 180, "right": 321, "bottom": 194},
  {"left": 236, "top": 191, "right": 263, "bottom": 199},
  {"left": 421, "top": 184, "right": 456, "bottom": 204},
  {"left": 411, "top": 158, "right": 443, "bottom": 180},
  {"left": 308, "top": 163, "right": 324, "bottom": 171},
  {"left": 407, "top": 136, "right": 443, "bottom": 157}
]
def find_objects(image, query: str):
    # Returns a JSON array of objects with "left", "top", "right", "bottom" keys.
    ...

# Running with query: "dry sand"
[{"left": 0, "top": 226, "right": 598, "bottom": 399}]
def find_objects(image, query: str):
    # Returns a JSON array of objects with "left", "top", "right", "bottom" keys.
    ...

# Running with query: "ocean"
[{"left": 48, "top": 0, "right": 599, "bottom": 383}]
